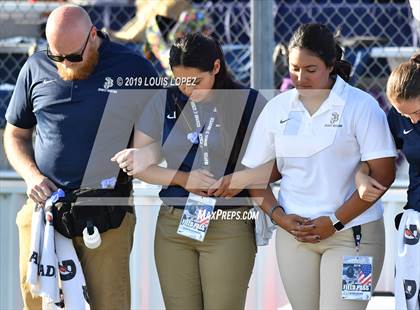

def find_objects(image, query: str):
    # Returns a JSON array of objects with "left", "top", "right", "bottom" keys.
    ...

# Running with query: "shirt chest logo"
[
  {"left": 104, "top": 77, "right": 114, "bottom": 89},
  {"left": 324, "top": 112, "right": 343, "bottom": 128},
  {"left": 42, "top": 79, "right": 56, "bottom": 85},
  {"left": 98, "top": 76, "right": 118, "bottom": 94}
]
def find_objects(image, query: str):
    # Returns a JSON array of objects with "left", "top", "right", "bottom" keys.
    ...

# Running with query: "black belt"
[
  {"left": 65, "top": 189, "right": 135, "bottom": 213},
  {"left": 52, "top": 188, "right": 134, "bottom": 238},
  {"left": 163, "top": 204, "right": 251, "bottom": 211},
  {"left": 117, "top": 205, "right": 134, "bottom": 213},
  {"left": 162, "top": 196, "right": 253, "bottom": 211}
]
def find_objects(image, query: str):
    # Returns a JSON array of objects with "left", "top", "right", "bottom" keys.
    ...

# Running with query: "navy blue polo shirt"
[
  {"left": 138, "top": 86, "right": 266, "bottom": 208},
  {"left": 388, "top": 107, "right": 420, "bottom": 211},
  {"left": 6, "top": 32, "right": 158, "bottom": 190}
]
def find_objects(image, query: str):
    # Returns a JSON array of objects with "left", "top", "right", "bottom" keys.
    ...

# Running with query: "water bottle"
[{"left": 83, "top": 221, "right": 101, "bottom": 249}]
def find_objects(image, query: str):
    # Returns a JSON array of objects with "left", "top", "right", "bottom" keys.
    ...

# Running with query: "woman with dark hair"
[
  {"left": 242, "top": 23, "right": 397, "bottom": 309},
  {"left": 113, "top": 32, "right": 267, "bottom": 309},
  {"left": 356, "top": 54, "right": 420, "bottom": 310}
]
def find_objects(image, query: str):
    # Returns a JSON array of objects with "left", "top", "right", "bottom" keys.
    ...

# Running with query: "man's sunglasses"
[{"left": 47, "top": 26, "right": 93, "bottom": 63}]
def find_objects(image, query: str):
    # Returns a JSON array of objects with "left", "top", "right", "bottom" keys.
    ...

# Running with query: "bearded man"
[{"left": 4, "top": 4, "right": 158, "bottom": 309}]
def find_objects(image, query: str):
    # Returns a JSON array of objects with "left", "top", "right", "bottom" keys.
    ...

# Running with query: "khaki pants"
[
  {"left": 154, "top": 205, "right": 257, "bottom": 310},
  {"left": 16, "top": 199, "right": 136, "bottom": 310},
  {"left": 276, "top": 218, "right": 385, "bottom": 310}
]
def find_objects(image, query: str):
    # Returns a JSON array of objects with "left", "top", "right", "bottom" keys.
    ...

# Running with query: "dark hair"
[
  {"left": 288, "top": 23, "right": 352, "bottom": 82},
  {"left": 169, "top": 32, "right": 240, "bottom": 89},
  {"left": 169, "top": 33, "right": 256, "bottom": 183},
  {"left": 387, "top": 53, "right": 420, "bottom": 103}
]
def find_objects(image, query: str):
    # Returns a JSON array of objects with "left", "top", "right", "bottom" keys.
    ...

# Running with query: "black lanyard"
[
  {"left": 190, "top": 101, "right": 217, "bottom": 170},
  {"left": 352, "top": 225, "right": 362, "bottom": 252}
]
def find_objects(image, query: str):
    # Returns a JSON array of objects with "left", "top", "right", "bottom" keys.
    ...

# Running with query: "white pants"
[
  {"left": 395, "top": 209, "right": 420, "bottom": 310},
  {"left": 276, "top": 219, "right": 385, "bottom": 310}
]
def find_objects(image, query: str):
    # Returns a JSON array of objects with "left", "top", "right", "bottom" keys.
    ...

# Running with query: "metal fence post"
[{"left": 251, "top": 0, "right": 274, "bottom": 89}]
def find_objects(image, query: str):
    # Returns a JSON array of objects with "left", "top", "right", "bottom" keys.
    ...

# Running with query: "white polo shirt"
[{"left": 242, "top": 76, "right": 397, "bottom": 229}]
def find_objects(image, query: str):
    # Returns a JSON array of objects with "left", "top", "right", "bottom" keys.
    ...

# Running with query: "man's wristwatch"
[
  {"left": 328, "top": 213, "right": 344, "bottom": 231},
  {"left": 268, "top": 204, "right": 285, "bottom": 225}
]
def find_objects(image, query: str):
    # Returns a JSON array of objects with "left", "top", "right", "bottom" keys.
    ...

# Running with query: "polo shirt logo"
[
  {"left": 42, "top": 79, "right": 56, "bottom": 85},
  {"left": 330, "top": 112, "right": 339, "bottom": 124},
  {"left": 324, "top": 112, "right": 343, "bottom": 128},
  {"left": 98, "top": 76, "right": 118, "bottom": 94},
  {"left": 103, "top": 77, "right": 114, "bottom": 89}
]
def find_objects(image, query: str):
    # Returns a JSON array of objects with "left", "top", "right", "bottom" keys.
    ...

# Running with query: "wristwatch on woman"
[
  {"left": 328, "top": 213, "right": 344, "bottom": 231},
  {"left": 268, "top": 204, "right": 285, "bottom": 225}
]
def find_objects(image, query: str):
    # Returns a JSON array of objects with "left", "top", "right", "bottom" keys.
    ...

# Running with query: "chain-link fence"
[{"left": 0, "top": 0, "right": 418, "bottom": 130}]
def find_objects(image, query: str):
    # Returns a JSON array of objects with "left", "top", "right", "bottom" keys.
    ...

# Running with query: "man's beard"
[{"left": 57, "top": 47, "right": 99, "bottom": 81}]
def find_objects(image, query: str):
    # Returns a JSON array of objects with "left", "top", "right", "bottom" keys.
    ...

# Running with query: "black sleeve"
[
  {"left": 225, "top": 88, "right": 268, "bottom": 174},
  {"left": 387, "top": 107, "right": 403, "bottom": 150},
  {"left": 237, "top": 89, "right": 268, "bottom": 163}
]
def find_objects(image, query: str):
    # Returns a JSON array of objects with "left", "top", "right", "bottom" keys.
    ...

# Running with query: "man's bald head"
[
  {"left": 46, "top": 5, "right": 94, "bottom": 56},
  {"left": 46, "top": 5, "right": 92, "bottom": 39},
  {"left": 46, "top": 5, "right": 100, "bottom": 80}
]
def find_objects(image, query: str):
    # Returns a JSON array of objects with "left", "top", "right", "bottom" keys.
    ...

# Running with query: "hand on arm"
[
  {"left": 309, "top": 157, "right": 395, "bottom": 240},
  {"left": 336, "top": 157, "right": 395, "bottom": 224},
  {"left": 112, "top": 130, "right": 217, "bottom": 196},
  {"left": 355, "top": 162, "right": 387, "bottom": 202}
]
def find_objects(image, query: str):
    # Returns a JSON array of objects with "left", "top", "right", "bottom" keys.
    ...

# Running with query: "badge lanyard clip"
[
  {"left": 342, "top": 225, "right": 373, "bottom": 301},
  {"left": 352, "top": 225, "right": 362, "bottom": 254}
]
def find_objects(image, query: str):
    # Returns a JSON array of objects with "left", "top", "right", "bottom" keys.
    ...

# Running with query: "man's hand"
[
  {"left": 4, "top": 123, "right": 57, "bottom": 205},
  {"left": 25, "top": 174, "right": 58, "bottom": 205}
]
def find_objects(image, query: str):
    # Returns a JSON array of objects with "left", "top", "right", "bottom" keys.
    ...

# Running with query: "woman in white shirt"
[{"left": 242, "top": 23, "right": 397, "bottom": 309}]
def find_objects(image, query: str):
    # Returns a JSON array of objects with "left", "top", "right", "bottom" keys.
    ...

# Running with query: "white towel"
[
  {"left": 38, "top": 205, "right": 59, "bottom": 303},
  {"left": 27, "top": 204, "right": 45, "bottom": 295},
  {"left": 55, "top": 232, "right": 90, "bottom": 309},
  {"left": 253, "top": 206, "right": 277, "bottom": 246},
  {"left": 27, "top": 190, "right": 90, "bottom": 309},
  {"left": 394, "top": 209, "right": 420, "bottom": 310}
]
